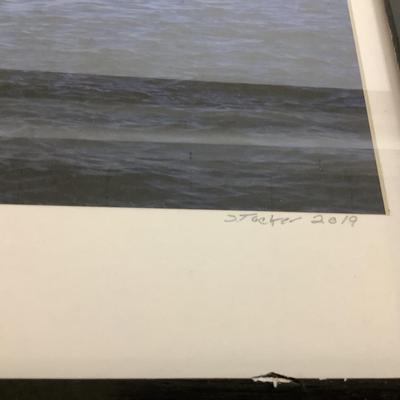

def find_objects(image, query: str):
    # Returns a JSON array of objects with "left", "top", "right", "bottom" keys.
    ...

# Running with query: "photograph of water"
[{"left": 0, "top": 0, "right": 385, "bottom": 213}]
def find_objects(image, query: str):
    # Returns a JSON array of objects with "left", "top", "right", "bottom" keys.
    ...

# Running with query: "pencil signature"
[{"left": 224, "top": 213, "right": 358, "bottom": 227}]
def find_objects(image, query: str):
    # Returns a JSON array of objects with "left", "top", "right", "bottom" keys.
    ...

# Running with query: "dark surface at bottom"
[{"left": 0, "top": 379, "right": 400, "bottom": 400}]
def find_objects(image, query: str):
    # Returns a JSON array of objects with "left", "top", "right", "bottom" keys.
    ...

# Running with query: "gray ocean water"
[
  {"left": 0, "top": 0, "right": 361, "bottom": 88},
  {"left": 0, "top": 69, "right": 384, "bottom": 213},
  {"left": 0, "top": 1, "right": 385, "bottom": 213}
]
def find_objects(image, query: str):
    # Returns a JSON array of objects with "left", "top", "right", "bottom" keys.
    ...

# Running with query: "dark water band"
[{"left": 0, "top": 68, "right": 366, "bottom": 111}]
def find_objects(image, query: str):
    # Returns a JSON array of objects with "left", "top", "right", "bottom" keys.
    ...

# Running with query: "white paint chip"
[{"left": 252, "top": 372, "right": 299, "bottom": 388}]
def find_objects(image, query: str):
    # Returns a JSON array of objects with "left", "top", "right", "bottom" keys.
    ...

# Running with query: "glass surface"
[{"left": 0, "top": 0, "right": 385, "bottom": 213}]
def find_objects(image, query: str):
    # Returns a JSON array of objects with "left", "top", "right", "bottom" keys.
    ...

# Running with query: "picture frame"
[
  {"left": 0, "top": 0, "right": 399, "bottom": 398},
  {"left": 1, "top": 378, "right": 400, "bottom": 399},
  {"left": 386, "top": 0, "right": 400, "bottom": 64}
]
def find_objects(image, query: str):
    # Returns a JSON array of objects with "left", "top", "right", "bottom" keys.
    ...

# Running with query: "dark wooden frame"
[
  {"left": 1, "top": 379, "right": 400, "bottom": 399},
  {"left": 386, "top": 0, "right": 400, "bottom": 64}
]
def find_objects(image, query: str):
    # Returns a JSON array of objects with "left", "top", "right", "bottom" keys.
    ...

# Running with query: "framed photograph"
[{"left": 0, "top": 0, "right": 399, "bottom": 394}]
